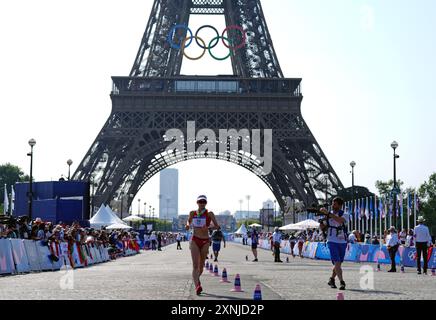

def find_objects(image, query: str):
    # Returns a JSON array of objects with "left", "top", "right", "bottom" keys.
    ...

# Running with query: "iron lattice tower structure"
[{"left": 73, "top": 0, "right": 344, "bottom": 215}]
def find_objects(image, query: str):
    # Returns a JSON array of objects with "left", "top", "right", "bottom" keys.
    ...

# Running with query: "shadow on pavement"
[
  {"left": 199, "top": 293, "right": 248, "bottom": 300},
  {"left": 346, "top": 289, "right": 403, "bottom": 295}
]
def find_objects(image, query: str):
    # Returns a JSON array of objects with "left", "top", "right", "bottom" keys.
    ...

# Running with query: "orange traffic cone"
[
  {"left": 220, "top": 268, "right": 231, "bottom": 283},
  {"left": 253, "top": 284, "right": 262, "bottom": 300},
  {"left": 231, "top": 274, "right": 244, "bottom": 292}
]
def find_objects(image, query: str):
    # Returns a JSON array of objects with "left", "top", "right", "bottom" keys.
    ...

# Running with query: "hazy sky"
[{"left": 1, "top": 0, "right": 435, "bottom": 217}]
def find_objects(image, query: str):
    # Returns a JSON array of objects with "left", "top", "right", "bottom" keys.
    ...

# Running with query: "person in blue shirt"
[{"left": 319, "top": 197, "right": 349, "bottom": 290}]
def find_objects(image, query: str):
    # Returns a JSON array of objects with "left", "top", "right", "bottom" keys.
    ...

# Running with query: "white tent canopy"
[
  {"left": 105, "top": 205, "right": 125, "bottom": 224},
  {"left": 279, "top": 219, "right": 320, "bottom": 231},
  {"left": 234, "top": 224, "right": 248, "bottom": 235},
  {"left": 90, "top": 204, "right": 127, "bottom": 229}
]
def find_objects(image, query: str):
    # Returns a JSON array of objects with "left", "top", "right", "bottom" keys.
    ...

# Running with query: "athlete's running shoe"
[
  {"left": 196, "top": 284, "right": 203, "bottom": 295},
  {"left": 328, "top": 277, "right": 337, "bottom": 289}
]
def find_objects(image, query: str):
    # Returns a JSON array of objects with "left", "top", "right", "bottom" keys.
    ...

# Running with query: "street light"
[
  {"left": 246, "top": 195, "right": 251, "bottom": 221},
  {"left": 350, "top": 161, "right": 356, "bottom": 230},
  {"left": 27, "top": 138, "right": 36, "bottom": 220},
  {"left": 138, "top": 198, "right": 141, "bottom": 216},
  {"left": 166, "top": 197, "right": 171, "bottom": 232},
  {"left": 144, "top": 202, "right": 147, "bottom": 219},
  {"left": 391, "top": 141, "right": 400, "bottom": 229},
  {"left": 120, "top": 191, "right": 125, "bottom": 219},
  {"left": 67, "top": 159, "right": 73, "bottom": 180}
]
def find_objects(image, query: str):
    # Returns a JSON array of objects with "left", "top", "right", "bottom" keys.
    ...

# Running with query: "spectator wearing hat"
[
  {"left": 386, "top": 226, "right": 400, "bottom": 272},
  {"left": 414, "top": 216, "right": 432, "bottom": 275}
]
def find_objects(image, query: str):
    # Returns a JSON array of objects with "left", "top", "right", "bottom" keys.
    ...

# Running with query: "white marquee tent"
[
  {"left": 234, "top": 224, "right": 248, "bottom": 235},
  {"left": 90, "top": 204, "right": 127, "bottom": 229}
]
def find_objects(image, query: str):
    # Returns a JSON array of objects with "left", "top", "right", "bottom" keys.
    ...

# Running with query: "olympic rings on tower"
[{"left": 167, "top": 24, "right": 247, "bottom": 61}]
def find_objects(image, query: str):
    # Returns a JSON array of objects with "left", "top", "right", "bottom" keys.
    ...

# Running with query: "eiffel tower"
[{"left": 73, "top": 0, "right": 344, "bottom": 216}]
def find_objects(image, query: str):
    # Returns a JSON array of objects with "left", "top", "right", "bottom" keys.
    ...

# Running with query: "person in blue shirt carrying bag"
[{"left": 319, "top": 197, "right": 349, "bottom": 290}]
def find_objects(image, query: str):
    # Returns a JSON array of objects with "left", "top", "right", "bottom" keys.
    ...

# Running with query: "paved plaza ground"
[{"left": 0, "top": 242, "right": 434, "bottom": 300}]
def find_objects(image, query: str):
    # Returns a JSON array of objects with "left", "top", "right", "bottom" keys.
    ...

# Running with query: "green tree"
[
  {"left": 0, "top": 163, "right": 30, "bottom": 204},
  {"left": 418, "top": 173, "right": 436, "bottom": 236},
  {"left": 375, "top": 179, "right": 404, "bottom": 196}
]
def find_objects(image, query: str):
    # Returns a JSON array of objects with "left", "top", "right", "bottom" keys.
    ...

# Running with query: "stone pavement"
[{"left": 0, "top": 242, "right": 434, "bottom": 300}]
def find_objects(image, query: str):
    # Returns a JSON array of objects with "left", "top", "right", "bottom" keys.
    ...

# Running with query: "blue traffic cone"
[
  {"left": 209, "top": 263, "right": 214, "bottom": 273},
  {"left": 431, "top": 268, "right": 436, "bottom": 276},
  {"left": 286, "top": 256, "right": 289, "bottom": 263},
  {"left": 214, "top": 264, "right": 219, "bottom": 277},
  {"left": 205, "top": 261, "right": 209, "bottom": 269},
  {"left": 253, "top": 284, "right": 262, "bottom": 300},
  {"left": 377, "top": 263, "right": 381, "bottom": 272},
  {"left": 401, "top": 265, "right": 405, "bottom": 273},
  {"left": 220, "top": 268, "right": 231, "bottom": 283},
  {"left": 231, "top": 274, "right": 244, "bottom": 292}
]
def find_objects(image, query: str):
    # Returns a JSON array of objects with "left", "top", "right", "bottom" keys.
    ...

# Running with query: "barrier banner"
[
  {"left": 49, "top": 242, "right": 64, "bottom": 270},
  {"left": 10, "top": 239, "right": 31, "bottom": 273},
  {"left": 24, "top": 240, "right": 42, "bottom": 272},
  {"left": 429, "top": 248, "right": 436, "bottom": 269},
  {"left": 71, "top": 243, "right": 84, "bottom": 268},
  {"left": 36, "top": 241, "right": 54, "bottom": 271},
  {"left": 315, "top": 242, "right": 331, "bottom": 260},
  {"left": 82, "top": 244, "right": 94, "bottom": 265},
  {"left": 401, "top": 247, "right": 417, "bottom": 267},
  {"left": 59, "top": 242, "right": 71, "bottom": 268},
  {"left": 344, "top": 243, "right": 360, "bottom": 262},
  {"left": 0, "top": 239, "right": 16, "bottom": 275}
]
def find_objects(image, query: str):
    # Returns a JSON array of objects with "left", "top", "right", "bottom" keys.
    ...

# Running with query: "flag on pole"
[
  {"left": 379, "top": 197, "right": 384, "bottom": 218},
  {"left": 407, "top": 192, "right": 412, "bottom": 216},
  {"left": 365, "top": 197, "right": 369, "bottom": 219},
  {"left": 11, "top": 185, "right": 15, "bottom": 213},
  {"left": 3, "top": 184, "right": 9, "bottom": 215},
  {"left": 370, "top": 196, "right": 374, "bottom": 218},
  {"left": 358, "top": 199, "right": 362, "bottom": 220},
  {"left": 399, "top": 193, "right": 403, "bottom": 217}
]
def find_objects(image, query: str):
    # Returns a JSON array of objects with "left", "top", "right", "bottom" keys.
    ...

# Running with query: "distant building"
[
  {"left": 233, "top": 210, "right": 260, "bottom": 221},
  {"left": 159, "top": 169, "right": 179, "bottom": 221}
]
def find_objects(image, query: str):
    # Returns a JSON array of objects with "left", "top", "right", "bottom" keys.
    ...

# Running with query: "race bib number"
[
  {"left": 337, "top": 230, "right": 345, "bottom": 240},
  {"left": 192, "top": 217, "right": 206, "bottom": 228}
]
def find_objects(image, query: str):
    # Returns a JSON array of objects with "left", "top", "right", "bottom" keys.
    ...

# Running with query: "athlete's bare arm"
[{"left": 186, "top": 211, "right": 194, "bottom": 230}]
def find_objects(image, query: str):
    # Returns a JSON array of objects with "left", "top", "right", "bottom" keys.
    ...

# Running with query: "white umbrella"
[
  {"left": 248, "top": 223, "right": 262, "bottom": 228},
  {"left": 105, "top": 223, "right": 132, "bottom": 230},
  {"left": 294, "top": 219, "right": 320, "bottom": 229},
  {"left": 123, "top": 215, "right": 144, "bottom": 223},
  {"left": 279, "top": 223, "right": 305, "bottom": 231}
]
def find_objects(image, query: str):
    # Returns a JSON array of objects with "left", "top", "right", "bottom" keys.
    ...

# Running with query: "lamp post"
[
  {"left": 27, "top": 138, "right": 36, "bottom": 220},
  {"left": 246, "top": 195, "right": 251, "bottom": 221},
  {"left": 120, "top": 191, "right": 125, "bottom": 219},
  {"left": 144, "top": 202, "right": 147, "bottom": 219},
  {"left": 350, "top": 161, "right": 356, "bottom": 230},
  {"left": 138, "top": 198, "right": 141, "bottom": 216},
  {"left": 166, "top": 197, "right": 171, "bottom": 232},
  {"left": 391, "top": 141, "right": 400, "bottom": 229},
  {"left": 267, "top": 202, "right": 270, "bottom": 232},
  {"left": 273, "top": 199, "right": 277, "bottom": 226},
  {"left": 67, "top": 159, "right": 73, "bottom": 180},
  {"left": 129, "top": 194, "right": 134, "bottom": 216}
]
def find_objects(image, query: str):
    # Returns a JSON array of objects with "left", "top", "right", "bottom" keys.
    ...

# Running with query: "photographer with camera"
[{"left": 318, "top": 197, "right": 348, "bottom": 290}]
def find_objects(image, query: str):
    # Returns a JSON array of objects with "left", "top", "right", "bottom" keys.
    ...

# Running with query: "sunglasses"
[{"left": 197, "top": 200, "right": 207, "bottom": 204}]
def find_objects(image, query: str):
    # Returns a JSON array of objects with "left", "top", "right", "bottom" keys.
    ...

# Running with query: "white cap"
[{"left": 197, "top": 195, "right": 207, "bottom": 202}]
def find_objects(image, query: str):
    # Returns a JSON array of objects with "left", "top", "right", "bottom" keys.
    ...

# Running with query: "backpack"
[{"left": 326, "top": 210, "right": 348, "bottom": 240}]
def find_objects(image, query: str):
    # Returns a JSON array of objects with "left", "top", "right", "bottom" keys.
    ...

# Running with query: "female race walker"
[{"left": 186, "top": 195, "right": 220, "bottom": 295}]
